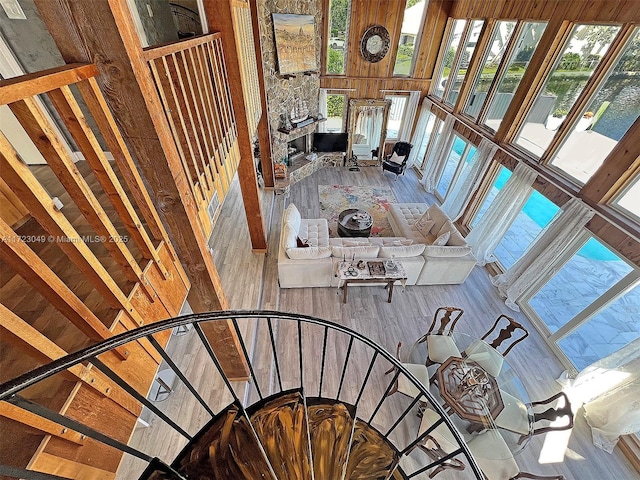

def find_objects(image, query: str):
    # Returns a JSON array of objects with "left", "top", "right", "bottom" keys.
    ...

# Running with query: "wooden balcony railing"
[
  {"left": 0, "top": 63, "right": 189, "bottom": 479},
  {"left": 232, "top": 0, "right": 262, "bottom": 135},
  {"left": 143, "top": 34, "right": 240, "bottom": 238}
]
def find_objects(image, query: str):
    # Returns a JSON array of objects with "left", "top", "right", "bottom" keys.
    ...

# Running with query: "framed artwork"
[{"left": 272, "top": 13, "right": 317, "bottom": 75}]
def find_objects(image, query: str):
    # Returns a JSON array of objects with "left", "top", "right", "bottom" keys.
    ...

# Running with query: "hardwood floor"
[{"left": 116, "top": 166, "right": 639, "bottom": 480}]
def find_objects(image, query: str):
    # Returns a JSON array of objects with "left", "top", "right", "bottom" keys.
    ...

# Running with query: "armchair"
[{"left": 382, "top": 141, "right": 413, "bottom": 179}]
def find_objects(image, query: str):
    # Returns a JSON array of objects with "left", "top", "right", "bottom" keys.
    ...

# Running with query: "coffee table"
[
  {"left": 337, "top": 208, "right": 373, "bottom": 237},
  {"left": 337, "top": 260, "right": 407, "bottom": 303}
]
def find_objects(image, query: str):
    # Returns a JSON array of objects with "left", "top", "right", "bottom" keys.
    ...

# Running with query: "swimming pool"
[{"left": 451, "top": 137, "right": 619, "bottom": 262}]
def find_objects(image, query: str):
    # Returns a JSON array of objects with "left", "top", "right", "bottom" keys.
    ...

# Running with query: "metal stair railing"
[{"left": 0, "top": 310, "right": 484, "bottom": 480}]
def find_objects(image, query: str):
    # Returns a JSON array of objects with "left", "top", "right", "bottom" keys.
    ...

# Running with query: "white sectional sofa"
[
  {"left": 387, "top": 203, "right": 477, "bottom": 285},
  {"left": 278, "top": 204, "right": 426, "bottom": 288},
  {"left": 277, "top": 203, "right": 476, "bottom": 288}
]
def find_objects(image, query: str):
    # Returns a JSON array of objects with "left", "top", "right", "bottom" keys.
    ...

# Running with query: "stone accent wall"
[{"left": 256, "top": 0, "right": 322, "bottom": 165}]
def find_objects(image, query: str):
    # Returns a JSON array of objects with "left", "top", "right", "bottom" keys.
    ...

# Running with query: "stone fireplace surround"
[{"left": 256, "top": 0, "right": 322, "bottom": 171}]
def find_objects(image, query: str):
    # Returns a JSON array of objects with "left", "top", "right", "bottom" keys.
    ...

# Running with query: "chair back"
[
  {"left": 480, "top": 314, "right": 528, "bottom": 357},
  {"left": 419, "top": 307, "right": 464, "bottom": 341},
  {"left": 529, "top": 391, "right": 574, "bottom": 437},
  {"left": 392, "top": 141, "right": 413, "bottom": 158}
]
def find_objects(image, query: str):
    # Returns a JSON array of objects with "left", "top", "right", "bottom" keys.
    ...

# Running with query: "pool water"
[{"left": 452, "top": 137, "right": 619, "bottom": 262}]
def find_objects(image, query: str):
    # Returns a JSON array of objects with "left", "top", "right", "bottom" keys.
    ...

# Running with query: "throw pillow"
[
  {"left": 282, "top": 222, "right": 298, "bottom": 249},
  {"left": 432, "top": 231, "right": 450, "bottom": 246},
  {"left": 389, "top": 151, "right": 405, "bottom": 165},
  {"left": 296, "top": 236, "right": 309, "bottom": 248},
  {"left": 414, "top": 210, "right": 431, "bottom": 230},
  {"left": 416, "top": 219, "right": 435, "bottom": 237},
  {"left": 283, "top": 203, "right": 301, "bottom": 233}
]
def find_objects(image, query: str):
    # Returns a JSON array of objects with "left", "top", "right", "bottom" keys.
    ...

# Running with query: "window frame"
[
  {"left": 324, "top": 0, "right": 352, "bottom": 76},
  {"left": 384, "top": 93, "right": 410, "bottom": 141},
  {"left": 392, "top": 0, "right": 429, "bottom": 77}
]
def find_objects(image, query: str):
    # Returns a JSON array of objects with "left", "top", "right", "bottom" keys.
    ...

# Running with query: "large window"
[
  {"left": 514, "top": 24, "right": 620, "bottom": 157},
  {"left": 326, "top": 0, "right": 351, "bottom": 75},
  {"left": 385, "top": 95, "right": 408, "bottom": 140},
  {"left": 393, "top": 0, "right": 427, "bottom": 76},
  {"left": 464, "top": 21, "right": 517, "bottom": 119},
  {"left": 324, "top": 93, "right": 346, "bottom": 133},
  {"left": 613, "top": 174, "right": 640, "bottom": 223},
  {"left": 549, "top": 27, "right": 640, "bottom": 184},
  {"left": 435, "top": 135, "right": 477, "bottom": 201},
  {"left": 414, "top": 112, "right": 440, "bottom": 171},
  {"left": 432, "top": 19, "right": 467, "bottom": 100},
  {"left": 446, "top": 20, "right": 484, "bottom": 106},
  {"left": 483, "top": 22, "right": 547, "bottom": 131},
  {"left": 521, "top": 231, "right": 640, "bottom": 371}
]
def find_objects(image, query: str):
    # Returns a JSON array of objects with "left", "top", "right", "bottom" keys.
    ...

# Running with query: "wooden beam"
[
  {"left": 249, "top": 0, "right": 274, "bottom": 188},
  {"left": 204, "top": 0, "right": 267, "bottom": 252},
  {"left": 0, "top": 63, "right": 97, "bottom": 104},
  {"left": 34, "top": 0, "right": 248, "bottom": 377},
  {"left": 0, "top": 402, "right": 85, "bottom": 445},
  {"left": 581, "top": 117, "right": 640, "bottom": 204},
  {"left": 0, "top": 305, "right": 140, "bottom": 416}
]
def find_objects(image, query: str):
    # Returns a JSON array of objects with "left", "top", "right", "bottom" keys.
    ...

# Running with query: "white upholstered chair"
[
  {"left": 467, "top": 430, "right": 565, "bottom": 480},
  {"left": 417, "top": 307, "right": 465, "bottom": 367},
  {"left": 385, "top": 342, "right": 431, "bottom": 399},
  {"left": 464, "top": 315, "right": 528, "bottom": 377}
]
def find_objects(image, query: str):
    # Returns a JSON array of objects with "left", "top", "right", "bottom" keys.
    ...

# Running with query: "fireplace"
[{"left": 287, "top": 134, "right": 311, "bottom": 163}]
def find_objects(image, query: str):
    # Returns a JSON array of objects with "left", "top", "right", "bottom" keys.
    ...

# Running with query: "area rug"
[{"left": 318, "top": 184, "right": 397, "bottom": 237}]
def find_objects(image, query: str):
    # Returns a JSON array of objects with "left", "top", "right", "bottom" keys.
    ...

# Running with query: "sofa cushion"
[
  {"left": 282, "top": 222, "right": 298, "bottom": 249},
  {"left": 433, "top": 231, "right": 450, "bottom": 246},
  {"left": 379, "top": 244, "right": 426, "bottom": 258},
  {"left": 299, "top": 219, "right": 329, "bottom": 247},
  {"left": 447, "top": 228, "right": 466, "bottom": 247},
  {"left": 436, "top": 221, "right": 453, "bottom": 238},
  {"left": 331, "top": 245, "right": 380, "bottom": 259},
  {"left": 283, "top": 203, "right": 301, "bottom": 233},
  {"left": 427, "top": 204, "right": 449, "bottom": 232},
  {"left": 424, "top": 245, "right": 472, "bottom": 257},
  {"left": 286, "top": 246, "right": 332, "bottom": 260}
]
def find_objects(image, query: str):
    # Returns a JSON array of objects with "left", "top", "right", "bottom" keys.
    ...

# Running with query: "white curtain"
[
  {"left": 398, "top": 91, "right": 421, "bottom": 142},
  {"left": 407, "top": 98, "right": 434, "bottom": 168},
  {"left": 491, "top": 198, "right": 595, "bottom": 310},
  {"left": 356, "top": 107, "right": 383, "bottom": 149},
  {"left": 558, "top": 338, "right": 640, "bottom": 453},
  {"left": 465, "top": 163, "right": 537, "bottom": 266},
  {"left": 420, "top": 115, "right": 456, "bottom": 193},
  {"left": 318, "top": 89, "right": 327, "bottom": 133},
  {"left": 441, "top": 138, "right": 499, "bottom": 222}
]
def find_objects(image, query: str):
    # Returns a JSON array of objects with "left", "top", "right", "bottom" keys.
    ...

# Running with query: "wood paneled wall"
[
  {"left": 320, "top": 0, "right": 454, "bottom": 98},
  {"left": 450, "top": 0, "right": 640, "bottom": 22}
]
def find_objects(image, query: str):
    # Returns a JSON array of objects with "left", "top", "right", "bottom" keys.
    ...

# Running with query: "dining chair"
[
  {"left": 464, "top": 315, "right": 529, "bottom": 377},
  {"left": 385, "top": 342, "right": 431, "bottom": 404},
  {"left": 467, "top": 430, "right": 565, "bottom": 480},
  {"left": 417, "top": 307, "right": 465, "bottom": 367},
  {"left": 518, "top": 391, "right": 574, "bottom": 444},
  {"left": 413, "top": 430, "right": 466, "bottom": 477}
]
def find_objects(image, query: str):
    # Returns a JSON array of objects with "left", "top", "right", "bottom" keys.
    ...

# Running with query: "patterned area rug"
[{"left": 318, "top": 184, "right": 397, "bottom": 237}]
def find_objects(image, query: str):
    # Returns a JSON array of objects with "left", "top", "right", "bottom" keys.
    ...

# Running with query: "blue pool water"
[{"left": 452, "top": 137, "right": 619, "bottom": 262}]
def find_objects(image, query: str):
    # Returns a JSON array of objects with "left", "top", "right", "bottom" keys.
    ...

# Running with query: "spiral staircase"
[{"left": 0, "top": 311, "right": 485, "bottom": 480}]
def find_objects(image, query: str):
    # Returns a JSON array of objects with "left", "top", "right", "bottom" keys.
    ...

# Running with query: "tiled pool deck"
[{"left": 441, "top": 128, "right": 639, "bottom": 372}]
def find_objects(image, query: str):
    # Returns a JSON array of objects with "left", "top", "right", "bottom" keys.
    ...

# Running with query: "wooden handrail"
[
  {"left": 142, "top": 32, "right": 221, "bottom": 61},
  {"left": 0, "top": 63, "right": 97, "bottom": 105}
]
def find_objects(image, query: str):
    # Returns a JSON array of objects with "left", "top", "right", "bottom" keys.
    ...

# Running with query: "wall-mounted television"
[{"left": 312, "top": 133, "right": 348, "bottom": 152}]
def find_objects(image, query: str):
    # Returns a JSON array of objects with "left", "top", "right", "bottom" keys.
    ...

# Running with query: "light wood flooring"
[{"left": 116, "top": 166, "right": 640, "bottom": 480}]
